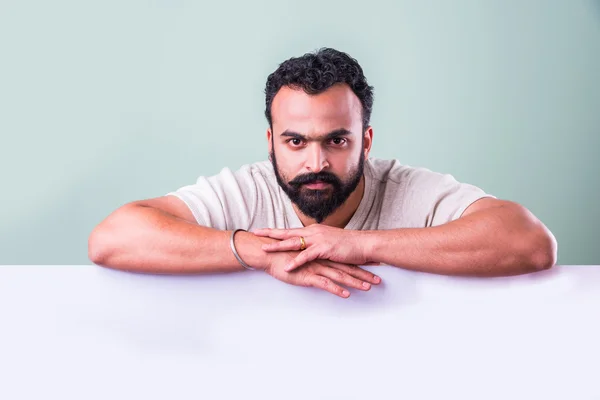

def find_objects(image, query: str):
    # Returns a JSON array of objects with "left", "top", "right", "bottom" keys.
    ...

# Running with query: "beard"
[{"left": 269, "top": 144, "right": 365, "bottom": 224}]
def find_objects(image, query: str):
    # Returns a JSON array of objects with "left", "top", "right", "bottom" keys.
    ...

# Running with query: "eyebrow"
[{"left": 280, "top": 128, "right": 353, "bottom": 142}]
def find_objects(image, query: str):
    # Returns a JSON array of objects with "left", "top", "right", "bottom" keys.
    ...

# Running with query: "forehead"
[{"left": 271, "top": 83, "right": 362, "bottom": 133}]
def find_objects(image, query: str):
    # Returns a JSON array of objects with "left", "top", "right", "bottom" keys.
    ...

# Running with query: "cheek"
[
  {"left": 330, "top": 151, "right": 358, "bottom": 173},
  {"left": 273, "top": 156, "right": 296, "bottom": 181},
  {"left": 277, "top": 148, "right": 304, "bottom": 171}
]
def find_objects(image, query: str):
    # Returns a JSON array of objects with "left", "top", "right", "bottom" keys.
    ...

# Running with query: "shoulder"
[
  {"left": 236, "top": 160, "right": 275, "bottom": 179},
  {"left": 366, "top": 157, "right": 494, "bottom": 226},
  {"left": 199, "top": 160, "right": 275, "bottom": 185},
  {"left": 366, "top": 157, "right": 447, "bottom": 186},
  {"left": 366, "top": 157, "right": 489, "bottom": 201}
]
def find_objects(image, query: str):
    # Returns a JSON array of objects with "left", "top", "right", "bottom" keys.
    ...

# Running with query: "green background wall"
[{"left": 1, "top": 0, "right": 598, "bottom": 265}]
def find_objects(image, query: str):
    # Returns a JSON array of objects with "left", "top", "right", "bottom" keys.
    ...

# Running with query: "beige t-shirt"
[{"left": 166, "top": 157, "right": 494, "bottom": 231}]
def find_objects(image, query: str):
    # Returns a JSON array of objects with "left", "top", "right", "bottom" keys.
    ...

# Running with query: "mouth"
[{"left": 303, "top": 181, "right": 331, "bottom": 190}]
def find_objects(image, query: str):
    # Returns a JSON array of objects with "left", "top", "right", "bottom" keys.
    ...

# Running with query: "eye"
[
  {"left": 329, "top": 137, "right": 347, "bottom": 146},
  {"left": 286, "top": 138, "right": 305, "bottom": 147}
]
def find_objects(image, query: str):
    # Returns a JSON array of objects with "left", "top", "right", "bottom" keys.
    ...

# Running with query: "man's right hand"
[{"left": 263, "top": 249, "right": 381, "bottom": 298}]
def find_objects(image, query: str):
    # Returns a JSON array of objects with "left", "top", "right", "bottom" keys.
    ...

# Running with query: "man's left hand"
[{"left": 253, "top": 224, "right": 376, "bottom": 272}]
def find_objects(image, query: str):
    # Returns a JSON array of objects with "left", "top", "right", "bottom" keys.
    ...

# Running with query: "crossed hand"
[{"left": 253, "top": 224, "right": 381, "bottom": 298}]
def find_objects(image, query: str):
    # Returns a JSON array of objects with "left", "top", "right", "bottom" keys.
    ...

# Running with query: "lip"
[{"left": 304, "top": 182, "right": 330, "bottom": 189}]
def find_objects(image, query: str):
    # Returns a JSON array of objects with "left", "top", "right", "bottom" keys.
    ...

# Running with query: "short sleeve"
[
  {"left": 402, "top": 167, "right": 496, "bottom": 227},
  {"left": 165, "top": 165, "right": 258, "bottom": 231}
]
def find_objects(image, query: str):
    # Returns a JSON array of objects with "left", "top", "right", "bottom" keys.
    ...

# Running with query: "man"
[{"left": 89, "top": 48, "right": 557, "bottom": 298}]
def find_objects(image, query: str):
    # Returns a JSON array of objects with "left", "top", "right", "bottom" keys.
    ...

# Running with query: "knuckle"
[
  {"left": 316, "top": 245, "right": 329, "bottom": 257},
  {"left": 352, "top": 267, "right": 365, "bottom": 276},
  {"left": 358, "top": 272, "right": 371, "bottom": 282},
  {"left": 300, "top": 271, "right": 312, "bottom": 286},
  {"left": 363, "top": 269, "right": 375, "bottom": 278},
  {"left": 346, "top": 265, "right": 360, "bottom": 274},
  {"left": 356, "top": 267, "right": 368, "bottom": 275}
]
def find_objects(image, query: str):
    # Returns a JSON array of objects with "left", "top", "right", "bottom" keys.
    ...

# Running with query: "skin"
[
  {"left": 88, "top": 82, "right": 557, "bottom": 300},
  {"left": 267, "top": 84, "right": 372, "bottom": 228},
  {"left": 256, "top": 83, "right": 558, "bottom": 277},
  {"left": 89, "top": 197, "right": 382, "bottom": 299},
  {"left": 86, "top": 83, "right": 383, "bottom": 299}
]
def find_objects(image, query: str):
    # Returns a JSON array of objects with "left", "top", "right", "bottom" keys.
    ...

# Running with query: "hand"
[
  {"left": 254, "top": 224, "right": 376, "bottom": 272},
  {"left": 264, "top": 248, "right": 381, "bottom": 299}
]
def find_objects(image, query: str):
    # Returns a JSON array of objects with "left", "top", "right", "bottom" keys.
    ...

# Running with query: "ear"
[
  {"left": 267, "top": 128, "right": 273, "bottom": 158},
  {"left": 363, "top": 126, "right": 374, "bottom": 158}
]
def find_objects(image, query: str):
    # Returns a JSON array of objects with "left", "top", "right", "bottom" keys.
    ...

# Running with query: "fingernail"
[
  {"left": 342, "top": 290, "right": 350, "bottom": 297},
  {"left": 284, "top": 263, "right": 293, "bottom": 271},
  {"left": 374, "top": 276, "right": 380, "bottom": 283},
  {"left": 362, "top": 282, "right": 370, "bottom": 288}
]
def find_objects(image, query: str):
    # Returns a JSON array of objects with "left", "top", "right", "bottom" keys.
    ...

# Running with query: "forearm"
[
  {"left": 363, "top": 203, "right": 557, "bottom": 277},
  {"left": 88, "top": 205, "right": 274, "bottom": 274}
]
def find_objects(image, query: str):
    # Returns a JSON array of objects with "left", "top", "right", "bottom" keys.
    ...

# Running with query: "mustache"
[{"left": 289, "top": 172, "right": 340, "bottom": 186}]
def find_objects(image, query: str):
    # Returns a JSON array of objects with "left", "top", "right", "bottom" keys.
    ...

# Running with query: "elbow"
[
  {"left": 88, "top": 229, "right": 105, "bottom": 265},
  {"left": 88, "top": 204, "right": 137, "bottom": 266},
  {"left": 88, "top": 226, "right": 112, "bottom": 266},
  {"left": 527, "top": 227, "right": 558, "bottom": 272}
]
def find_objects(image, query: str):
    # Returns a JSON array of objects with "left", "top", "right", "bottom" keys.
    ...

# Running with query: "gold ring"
[{"left": 299, "top": 236, "right": 306, "bottom": 251}]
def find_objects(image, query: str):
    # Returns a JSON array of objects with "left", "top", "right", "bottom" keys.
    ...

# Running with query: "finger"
[
  {"left": 252, "top": 229, "right": 289, "bottom": 239},
  {"left": 284, "top": 248, "right": 321, "bottom": 272},
  {"left": 306, "top": 274, "right": 350, "bottom": 298},
  {"left": 253, "top": 228, "right": 304, "bottom": 239},
  {"left": 262, "top": 237, "right": 306, "bottom": 252},
  {"left": 315, "top": 264, "right": 372, "bottom": 291},
  {"left": 322, "top": 261, "right": 381, "bottom": 285}
]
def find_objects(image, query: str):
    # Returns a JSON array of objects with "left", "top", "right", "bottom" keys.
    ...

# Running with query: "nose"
[{"left": 305, "top": 143, "right": 329, "bottom": 173}]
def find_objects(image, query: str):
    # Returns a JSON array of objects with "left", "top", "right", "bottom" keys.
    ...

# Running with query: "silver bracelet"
[{"left": 230, "top": 228, "right": 257, "bottom": 271}]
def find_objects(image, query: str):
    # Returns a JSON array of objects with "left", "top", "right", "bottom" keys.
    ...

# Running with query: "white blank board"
[{"left": 1, "top": 265, "right": 598, "bottom": 400}]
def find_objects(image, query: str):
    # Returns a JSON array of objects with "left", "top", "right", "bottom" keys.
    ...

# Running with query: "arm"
[
  {"left": 363, "top": 198, "right": 557, "bottom": 277},
  {"left": 88, "top": 196, "right": 274, "bottom": 274},
  {"left": 257, "top": 199, "right": 557, "bottom": 277},
  {"left": 88, "top": 196, "right": 380, "bottom": 297}
]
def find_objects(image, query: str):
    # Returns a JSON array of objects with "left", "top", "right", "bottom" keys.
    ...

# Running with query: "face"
[{"left": 267, "top": 83, "right": 372, "bottom": 223}]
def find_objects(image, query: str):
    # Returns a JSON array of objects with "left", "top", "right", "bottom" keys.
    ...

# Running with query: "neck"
[{"left": 293, "top": 175, "right": 365, "bottom": 228}]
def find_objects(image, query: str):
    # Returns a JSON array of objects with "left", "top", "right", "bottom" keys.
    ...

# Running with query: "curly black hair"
[{"left": 264, "top": 47, "right": 374, "bottom": 132}]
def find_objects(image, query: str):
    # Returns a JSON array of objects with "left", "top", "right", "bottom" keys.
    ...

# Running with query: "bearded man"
[{"left": 89, "top": 48, "right": 557, "bottom": 298}]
